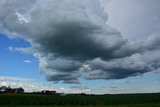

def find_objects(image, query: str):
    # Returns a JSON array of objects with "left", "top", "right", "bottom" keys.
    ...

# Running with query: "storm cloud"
[{"left": 0, "top": 0, "right": 160, "bottom": 83}]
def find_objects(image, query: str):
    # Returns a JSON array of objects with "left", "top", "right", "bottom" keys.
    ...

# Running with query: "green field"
[
  {"left": 0, "top": 93, "right": 160, "bottom": 107},
  {"left": 0, "top": 104, "right": 160, "bottom": 107}
]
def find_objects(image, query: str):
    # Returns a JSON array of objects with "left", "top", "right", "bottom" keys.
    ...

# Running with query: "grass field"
[
  {"left": 0, "top": 104, "right": 160, "bottom": 107},
  {"left": 1, "top": 104, "right": 160, "bottom": 107},
  {"left": 0, "top": 93, "right": 159, "bottom": 107}
]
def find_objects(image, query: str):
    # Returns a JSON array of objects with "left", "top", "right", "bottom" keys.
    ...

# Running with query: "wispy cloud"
[
  {"left": 7, "top": 46, "right": 33, "bottom": 54},
  {"left": 0, "top": 76, "right": 32, "bottom": 82},
  {"left": 22, "top": 60, "right": 32, "bottom": 64},
  {"left": 7, "top": 47, "right": 14, "bottom": 52}
]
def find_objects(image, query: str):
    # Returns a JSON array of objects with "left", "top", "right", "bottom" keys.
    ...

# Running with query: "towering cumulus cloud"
[{"left": 0, "top": 0, "right": 160, "bottom": 83}]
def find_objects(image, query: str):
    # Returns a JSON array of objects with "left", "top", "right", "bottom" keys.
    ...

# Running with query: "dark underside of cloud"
[{"left": 0, "top": 0, "right": 160, "bottom": 84}]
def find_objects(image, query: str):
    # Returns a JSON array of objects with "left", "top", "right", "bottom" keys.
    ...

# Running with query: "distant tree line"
[
  {"left": 0, "top": 86, "right": 59, "bottom": 95},
  {"left": 30, "top": 90, "right": 58, "bottom": 95},
  {"left": 0, "top": 86, "right": 88, "bottom": 96},
  {"left": 0, "top": 86, "right": 24, "bottom": 93}
]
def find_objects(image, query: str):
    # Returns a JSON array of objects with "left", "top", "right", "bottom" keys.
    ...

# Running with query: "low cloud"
[
  {"left": 0, "top": 76, "right": 53, "bottom": 92},
  {"left": 58, "top": 86, "right": 90, "bottom": 94},
  {"left": 70, "top": 85, "right": 89, "bottom": 90},
  {"left": 1, "top": 0, "right": 160, "bottom": 84},
  {"left": 83, "top": 48, "right": 160, "bottom": 80}
]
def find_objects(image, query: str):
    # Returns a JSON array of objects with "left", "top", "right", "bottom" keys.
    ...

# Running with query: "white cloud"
[
  {"left": 22, "top": 60, "right": 32, "bottom": 63},
  {"left": 0, "top": 76, "right": 53, "bottom": 92},
  {"left": 7, "top": 46, "right": 33, "bottom": 54},
  {"left": 100, "top": 0, "right": 160, "bottom": 39},
  {"left": 58, "top": 86, "right": 91, "bottom": 94},
  {"left": 16, "top": 12, "right": 29, "bottom": 24},
  {"left": 7, "top": 47, "right": 14, "bottom": 52},
  {"left": 0, "top": 76, "right": 32, "bottom": 82}
]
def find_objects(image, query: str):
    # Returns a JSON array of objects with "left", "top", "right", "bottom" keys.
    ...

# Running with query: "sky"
[{"left": 0, "top": 0, "right": 160, "bottom": 94}]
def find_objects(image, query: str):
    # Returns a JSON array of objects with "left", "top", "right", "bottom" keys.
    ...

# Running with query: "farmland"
[{"left": 0, "top": 93, "right": 160, "bottom": 107}]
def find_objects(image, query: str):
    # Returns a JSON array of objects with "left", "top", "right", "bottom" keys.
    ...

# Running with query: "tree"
[
  {"left": 15, "top": 87, "right": 24, "bottom": 93},
  {"left": 40, "top": 90, "right": 57, "bottom": 95},
  {"left": 0, "top": 86, "right": 24, "bottom": 93}
]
